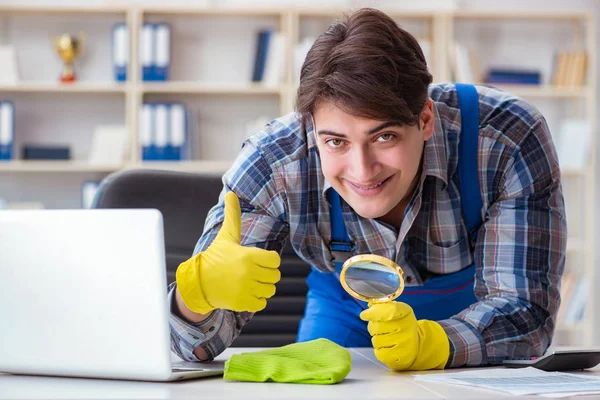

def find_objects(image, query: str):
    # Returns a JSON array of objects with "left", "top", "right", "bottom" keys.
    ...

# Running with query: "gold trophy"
[{"left": 53, "top": 33, "right": 85, "bottom": 83}]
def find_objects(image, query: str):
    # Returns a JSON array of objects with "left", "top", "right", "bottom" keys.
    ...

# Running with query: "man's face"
[{"left": 313, "top": 100, "right": 434, "bottom": 222}]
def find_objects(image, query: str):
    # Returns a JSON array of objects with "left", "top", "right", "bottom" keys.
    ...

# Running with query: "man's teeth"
[{"left": 357, "top": 180, "right": 385, "bottom": 189}]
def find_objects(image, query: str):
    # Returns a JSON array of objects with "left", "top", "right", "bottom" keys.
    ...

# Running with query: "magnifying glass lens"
[
  {"left": 340, "top": 254, "right": 405, "bottom": 303},
  {"left": 345, "top": 261, "right": 401, "bottom": 298}
]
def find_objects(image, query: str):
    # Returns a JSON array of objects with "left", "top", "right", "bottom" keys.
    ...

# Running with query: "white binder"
[
  {"left": 154, "top": 23, "right": 170, "bottom": 81},
  {"left": 0, "top": 101, "right": 14, "bottom": 160},
  {"left": 140, "top": 23, "right": 154, "bottom": 81},
  {"left": 112, "top": 23, "right": 129, "bottom": 82},
  {"left": 140, "top": 104, "right": 154, "bottom": 160},
  {"left": 169, "top": 103, "right": 186, "bottom": 160},
  {"left": 154, "top": 104, "right": 169, "bottom": 160}
]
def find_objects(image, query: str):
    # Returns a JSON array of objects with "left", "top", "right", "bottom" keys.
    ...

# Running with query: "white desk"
[{"left": 0, "top": 348, "right": 590, "bottom": 399}]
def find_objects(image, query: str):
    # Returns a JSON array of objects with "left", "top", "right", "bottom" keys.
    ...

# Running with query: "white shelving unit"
[
  {"left": 449, "top": 10, "right": 597, "bottom": 347},
  {"left": 0, "top": 4, "right": 596, "bottom": 347}
]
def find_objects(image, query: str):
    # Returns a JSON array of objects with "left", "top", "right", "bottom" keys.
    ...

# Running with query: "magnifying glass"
[{"left": 339, "top": 254, "right": 405, "bottom": 304}]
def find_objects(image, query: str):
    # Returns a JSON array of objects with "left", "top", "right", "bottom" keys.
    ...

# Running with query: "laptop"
[{"left": 0, "top": 209, "right": 224, "bottom": 382}]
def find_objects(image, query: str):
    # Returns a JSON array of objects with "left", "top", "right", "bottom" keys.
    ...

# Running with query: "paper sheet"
[{"left": 413, "top": 367, "right": 600, "bottom": 397}]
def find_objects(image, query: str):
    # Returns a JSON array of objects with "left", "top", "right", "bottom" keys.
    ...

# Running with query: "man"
[{"left": 170, "top": 7, "right": 566, "bottom": 370}]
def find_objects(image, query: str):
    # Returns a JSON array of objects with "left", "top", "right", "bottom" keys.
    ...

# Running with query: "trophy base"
[{"left": 60, "top": 74, "right": 76, "bottom": 83}]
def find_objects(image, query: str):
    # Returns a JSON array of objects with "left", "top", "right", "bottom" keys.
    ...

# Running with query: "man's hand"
[
  {"left": 360, "top": 302, "right": 450, "bottom": 371},
  {"left": 176, "top": 191, "right": 281, "bottom": 314}
]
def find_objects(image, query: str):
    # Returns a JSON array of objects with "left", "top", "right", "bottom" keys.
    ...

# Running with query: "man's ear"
[{"left": 420, "top": 99, "right": 434, "bottom": 141}]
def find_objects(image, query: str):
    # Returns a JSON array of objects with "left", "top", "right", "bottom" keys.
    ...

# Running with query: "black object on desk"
[
  {"left": 22, "top": 145, "right": 71, "bottom": 160},
  {"left": 503, "top": 349, "right": 600, "bottom": 371}
]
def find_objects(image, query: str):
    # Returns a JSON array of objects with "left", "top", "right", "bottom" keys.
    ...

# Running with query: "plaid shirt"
[{"left": 168, "top": 83, "right": 566, "bottom": 368}]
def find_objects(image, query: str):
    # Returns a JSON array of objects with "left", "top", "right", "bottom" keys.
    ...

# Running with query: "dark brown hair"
[{"left": 295, "top": 8, "right": 432, "bottom": 126}]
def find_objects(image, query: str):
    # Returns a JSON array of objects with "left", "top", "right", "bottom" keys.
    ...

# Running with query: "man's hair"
[{"left": 295, "top": 8, "right": 432, "bottom": 126}]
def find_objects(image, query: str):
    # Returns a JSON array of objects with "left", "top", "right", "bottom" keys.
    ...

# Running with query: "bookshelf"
[
  {"left": 0, "top": 82, "right": 128, "bottom": 93},
  {"left": 449, "top": 10, "right": 597, "bottom": 348},
  {"left": 0, "top": 4, "right": 596, "bottom": 348}
]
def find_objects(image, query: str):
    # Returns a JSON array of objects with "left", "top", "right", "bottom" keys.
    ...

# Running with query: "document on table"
[{"left": 413, "top": 367, "right": 600, "bottom": 397}]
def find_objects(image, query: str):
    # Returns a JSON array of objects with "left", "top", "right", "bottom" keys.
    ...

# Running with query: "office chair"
[{"left": 93, "top": 168, "right": 310, "bottom": 347}]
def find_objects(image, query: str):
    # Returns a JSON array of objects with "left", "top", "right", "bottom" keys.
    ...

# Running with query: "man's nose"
[{"left": 350, "top": 147, "right": 380, "bottom": 181}]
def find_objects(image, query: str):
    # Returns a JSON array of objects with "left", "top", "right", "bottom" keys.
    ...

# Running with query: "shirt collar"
[
  {"left": 312, "top": 103, "right": 449, "bottom": 199},
  {"left": 421, "top": 102, "right": 449, "bottom": 188}
]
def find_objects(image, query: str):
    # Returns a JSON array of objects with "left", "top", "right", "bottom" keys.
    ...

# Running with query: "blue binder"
[
  {"left": 140, "top": 103, "right": 155, "bottom": 161},
  {"left": 153, "top": 103, "right": 169, "bottom": 160},
  {"left": 0, "top": 101, "right": 15, "bottom": 161},
  {"left": 153, "top": 23, "right": 170, "bottom": 81},
  {"left": 112, "top": 23, "right": 128, "bottom": 82},
  {"left": 166, "top": 103, "right": 188, "bottom": 160},
  {"left": 252, "top": 30, "right": 271, "bottom": 82},
  {"left": 141, "top": 23, "right": 154, "bottom": 82}
]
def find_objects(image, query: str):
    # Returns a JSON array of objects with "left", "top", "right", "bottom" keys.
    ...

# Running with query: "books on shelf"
[
  {"left": 252, "top": 29, "right": 285, "bottom": 86},
  {"left": 140, "top": 102, "right": 190, "bottom": 161},
  {"left": 0, "top": 101, "right": 14, "bottom": 161},
  {"left": 22, "top": 145, "right": 70, "bottom": 160},
  {"left": 484, "top": 68, "right": 542, "bottom": 85},
  {"left": 140, "top": 23, "right": 171, "bottom": 82},
  {"left": 552, "top": 51, "right": 588, "bottom": 87}
]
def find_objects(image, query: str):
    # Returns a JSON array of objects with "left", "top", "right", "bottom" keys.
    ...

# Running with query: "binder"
[
  {"left": 140, "top": 103, "right": 154, "bottom": 160},
  {"left": 168, "top": 103, "right": 187, "bottom": 160},
  {"left": 154, "top": 103, "right": 169, "bottom": 160},
  {"left": 263, "top": 31, "right": 285, "bottom": 87},
  {"left": 0, "top": 101, "right": 14, "bottom": 161},
  {"left": 252, "top": 30, "right": 272, "bottom": 82},
  {"left": 140, "top": 23, "right": 154, "bottom": 81},
  {"left": 153, "top": 23, "right": 170, "bottom": 81},
  {"left": 81, "top": 181, "right": 100, "bottom": 209},
  {"left": 112, "top": 23, "right": 129, "bottom": 82}
]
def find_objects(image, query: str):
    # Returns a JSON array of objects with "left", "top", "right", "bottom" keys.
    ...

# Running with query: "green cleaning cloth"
[{"left": 223, "top": 338, "right": 352, "bottom": 384}]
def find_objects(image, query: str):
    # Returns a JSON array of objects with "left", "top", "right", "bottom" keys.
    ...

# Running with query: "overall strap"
[
  {"left": 455, "top": 83, "right": 484, "bottom": 240},
  {"left": 326, "top": 83, "right": 483, "bottom": 267},
  {"left": 327, "top": 189, "right": 353, "bottom": 269}
]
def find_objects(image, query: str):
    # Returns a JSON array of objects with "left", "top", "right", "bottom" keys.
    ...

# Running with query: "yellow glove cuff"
[
  {"left": 410, "top": 320, "right": 450, "bottom": 371},
  {"left": 175, "top": 252, "right": 215, "bottom": 315}
]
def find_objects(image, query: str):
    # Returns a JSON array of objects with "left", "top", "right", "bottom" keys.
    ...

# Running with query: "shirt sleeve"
[
  {"left": 169, "top": 138, "right": 290, "bottom": 361},
  {"left": 439, "top": 117, "right": 567, "bottom": 368}
]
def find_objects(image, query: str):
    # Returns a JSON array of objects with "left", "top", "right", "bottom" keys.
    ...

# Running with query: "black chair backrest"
[{"left": 94, "top": 169, "right": 309, "bottom": 347}]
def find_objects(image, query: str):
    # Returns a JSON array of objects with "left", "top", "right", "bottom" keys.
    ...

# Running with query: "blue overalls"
[{"left": 297, "top": 84, "right": 483, "bottom": 347}]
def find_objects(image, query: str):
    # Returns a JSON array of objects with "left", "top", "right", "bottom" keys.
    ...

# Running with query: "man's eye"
[
  {"left": 376, "top": 133, "right": 395, "bottom": 142},
  {"left": 325, "top": 139, "right": 345, "bottom": 148}
]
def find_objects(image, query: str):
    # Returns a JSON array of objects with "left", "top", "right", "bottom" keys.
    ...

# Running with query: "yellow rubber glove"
[
  {"left": 359, "top": 302, "right": 450, "bottom": 371},
  {"left": 176, "top": 191, "right": 281, "bottom": 314}
]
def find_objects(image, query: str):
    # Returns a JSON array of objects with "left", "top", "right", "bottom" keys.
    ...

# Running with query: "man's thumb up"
[
  {"left": 216, "top": 191, "right": 242, "bottom": 244},
  {"left": 176, "top": 190, "right": 282, "bottom": 315}
]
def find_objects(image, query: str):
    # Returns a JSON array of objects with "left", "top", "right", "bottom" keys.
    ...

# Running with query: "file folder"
[
  {"left": 154, "top": 23, "right": 170, "bottom": 81},
  {"left": 168, "top": 103, "right": 187, "bottom": 160},
  {"left": 140, "top": 103, "right": 154, "bottom": 160},
  {"left": 0, "top": 101, "right": 14, "bottom": 161},
  {"left": 112, "top": 23, "right": 128, "bottom": 82},
  {"left": 140, "top": 23, "right": 154, "bottom": 81},
  {"left": 154, "top": 103, "right": 169, "bottom": 160}
]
